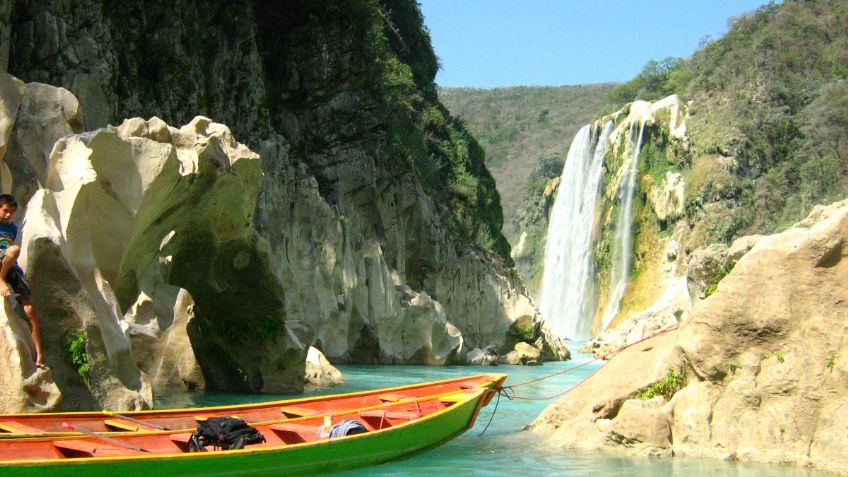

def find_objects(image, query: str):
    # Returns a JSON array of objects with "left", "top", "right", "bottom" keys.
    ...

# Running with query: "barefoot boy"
[{"left": 0, "top": 194, "right": 45, "bottom": 368}]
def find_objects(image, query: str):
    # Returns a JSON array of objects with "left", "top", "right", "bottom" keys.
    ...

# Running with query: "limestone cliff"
[
  {"left": 531, "top": 199, "right": 848, "bottom": 475},
  {"left": 0, "top": 0, "right": 561, "bottom": 408}
]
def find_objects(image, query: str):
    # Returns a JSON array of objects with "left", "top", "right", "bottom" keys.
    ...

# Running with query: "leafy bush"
[
  {"left": 606, "top": 57, "right": 691, "bottom": 107},
  {"left": 62, "top": 330, "right": 90, "bottom": 379},
  {"left": 635, "top": 368, "right": 684, "bottom": 400}
]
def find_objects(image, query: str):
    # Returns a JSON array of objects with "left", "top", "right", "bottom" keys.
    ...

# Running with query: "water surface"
[{"left": 157, "top": 352, "right": 825, "bottom": 477}]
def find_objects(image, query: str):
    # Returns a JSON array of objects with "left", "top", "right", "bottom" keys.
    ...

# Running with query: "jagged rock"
[
  {"left": 303, "top": 347, "right": 343, "bottom": 387},
  {"left": 647, "top": 171, "right": 685, "bottom": 221},
  {"left": 0, "top": 72, "right": 83, "bottom": 210},
  {"left": 535, "top": 323, "right": 570, "bottom": 361},
  {"left": 500, "top": 341, "right": 542, "bottom": 366},
  {"left": 585, "top": 277, "right": 688, "bottom": 358},
  {"left": 465, "top": 347, "right": 498, "bottom": 366},
  {"left": 124, "top": 288, "right": 204, "bottom": 390},
  {"left": 17, "top": 113, "right": 305, "bottom": 408},
  {"left": 3, "top": 4, "right": 567, "bottom": 407},
  {"left": 0, "top": 298, "right": 62, "bottom": 412},
  {"left": 532, "top": 199, "right": 848, "bottom": 475},
  {"left": 686, "top": 234, "right": 761, "bottom": 300}
]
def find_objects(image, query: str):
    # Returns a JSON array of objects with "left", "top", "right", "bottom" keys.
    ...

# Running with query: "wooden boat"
[
  {"left": 0, "top": 373, "right": 505, "bottom": 438},
  {"left": 0, "top": 373, "right": 506, "bottom": 476}
]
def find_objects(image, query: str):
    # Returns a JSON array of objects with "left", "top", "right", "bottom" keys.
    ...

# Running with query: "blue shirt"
[
  {"left": 0, "top": 221, "right": 23, "bottom": 276},
  {"left": 0, "top": 221, "right": 17, "bottom": 250}
]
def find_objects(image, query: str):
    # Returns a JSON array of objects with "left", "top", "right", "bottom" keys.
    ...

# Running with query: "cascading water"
[
  {"left": 600, "top": 120, "right": 646, "bottom": 331},
  {"left": 539, "top": 120, "right": 614, "bottom": 340}
]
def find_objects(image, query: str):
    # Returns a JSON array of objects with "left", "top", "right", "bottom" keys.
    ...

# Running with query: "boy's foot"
[
  {"left": 0, "top": 280, "right": 9, "bottom": 297},
  {"left": 35, "top": 362, "right": 48, "bottom": 370}
]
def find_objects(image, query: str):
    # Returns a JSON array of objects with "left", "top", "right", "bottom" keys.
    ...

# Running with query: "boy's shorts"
[
  {"left": 0, "top": 247, "right": 32, "bottom": 300},
  {"left": 6, "top": 267, "right": 32, "bottom": 300}
]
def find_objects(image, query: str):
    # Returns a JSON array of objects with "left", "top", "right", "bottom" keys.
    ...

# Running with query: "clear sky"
[{"left": 418, "top": 1, "right": 771, "bottom": 88}]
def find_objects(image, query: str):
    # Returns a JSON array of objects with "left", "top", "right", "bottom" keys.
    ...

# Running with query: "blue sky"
[{"left": 419, "top": 1, "right": 771, "bottom": 88}]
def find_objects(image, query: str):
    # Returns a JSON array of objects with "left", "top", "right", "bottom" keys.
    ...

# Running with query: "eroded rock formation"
[
  {"left": 0, "top": 298, "right": 61, "bottom": 412},
  {"left": 532, "top": 198, "right": 848, "bottom": 474},
  {"left": 0, "top": 0, "right": 564, "bottom": 408}
]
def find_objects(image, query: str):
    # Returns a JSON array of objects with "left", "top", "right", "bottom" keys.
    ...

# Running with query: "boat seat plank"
[
  {"left": 359, "top": 410, "right": 419, "bottom": 420},
  {"left": 103, "top": 419, "right": 157, "bottom": 432},
  {"left": 279, "top": 406, "right": 318, "bottom": 417},
  {"left": 0, "top": 420, "right": 45, "bottom": 434},
  {"left": 269, "top": 423, "right": 319, "bottom": 434},
  {"left": 438, "top": 392, "right": 470, "bottom": 404},
  {"left": 53, "top": 440, "right": 147, "bottom": 457},
  {"left": 269, "top": 423, "right": 319, "bottom": 444},
  {"left": 169, "top": 432, "right": 194, "bottom": 443}
]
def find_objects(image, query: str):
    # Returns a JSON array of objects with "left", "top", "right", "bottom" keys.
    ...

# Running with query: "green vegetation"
[
  {"left": 606, "top": 57, "right": 692, "bottom": 106},
  {"left": 439, "top": 84, "right": 615, "bottom": 242},
  {"left": 827, "top": 355, "right": 837, "bottom": 371},
  {"left": 62, "top": 330, "right": 90, "bottom": 379},
  {"left": 507, "top": 153, "right": 565, "bottom": 294},
  {"left": 774, "top": 351, "right": 786, "bottom": 364},
  {"left": 508, "top": 315, "right": 537, "bottom": 343},
  {"left": 358, "top": 0, "right": 512, "bottom": 260},
  {"left": 635, "top": 368, "right": 685, "bottom": 400},
  {"left": 606, "top": 0, "right": 848, "bottom": 248},
  {"left": 704, "top": 261, "right": 736, "bottom": 297}
]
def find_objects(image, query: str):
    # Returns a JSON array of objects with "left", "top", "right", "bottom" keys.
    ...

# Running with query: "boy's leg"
[
  {"left": 19, "top": 296, "right": 45, "bottom": 368},
  {"left": 0, "top": 245, "right": 19, "bottom": 297}
]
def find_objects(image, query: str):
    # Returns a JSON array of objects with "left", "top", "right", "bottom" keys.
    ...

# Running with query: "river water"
[{"left": 157, "top": 352, "right": 825, "bottom": 477}]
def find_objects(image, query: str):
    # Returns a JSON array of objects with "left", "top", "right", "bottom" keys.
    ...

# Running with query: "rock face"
[
  {"left": 11, "top": 109, "right": 302, "bottom": 408},
  {"left": 531, "top": 199, "right": 848, "bottom": 474},
  {"left": 0, "top": 1, "right": 562, "bottom": 408},
  {"left": 0, "top": 298, "right": 62, "bottom": 412},
  {"left": 499, "top": 341, "right": 542, "bottom": 366},
  {"left": 303, "top": 347, "right": 344, "bottom": 387}
]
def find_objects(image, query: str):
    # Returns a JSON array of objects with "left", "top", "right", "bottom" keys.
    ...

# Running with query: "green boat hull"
[{"left": 2, "top": 389, "right": 488, "bottom": 476}]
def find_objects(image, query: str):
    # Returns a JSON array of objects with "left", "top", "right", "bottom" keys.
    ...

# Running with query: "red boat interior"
[
  {"left": 0, "top": 388, "right": 481, "bottom": 462},
  {"left": 0, "top": 374, "right": 500, "bottom": 436}
]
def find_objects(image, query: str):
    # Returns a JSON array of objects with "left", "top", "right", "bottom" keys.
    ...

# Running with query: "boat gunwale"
[
  {"left": 0, "top": 373, "right": 506, "bottom": 419},
  {"left": 0, "top": 387, "right": 491, "bottom": 468}
]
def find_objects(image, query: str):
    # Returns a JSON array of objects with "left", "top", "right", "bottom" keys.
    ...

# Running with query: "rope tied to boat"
[{"left": 477, "top": 323, "right": 679, "bottom": 436}]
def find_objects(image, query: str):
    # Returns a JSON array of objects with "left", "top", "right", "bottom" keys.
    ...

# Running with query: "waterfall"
[
  {"left": 539, "top": 120, "right": 614, "bottom": 340},
  {"left": 600, "top": 121, "right": 646, "bottom": 331}
]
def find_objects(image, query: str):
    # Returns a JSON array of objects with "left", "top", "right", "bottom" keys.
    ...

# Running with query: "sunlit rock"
[
  {"left": 304, "top": 346, "right": 343, "bottom": 387},
  {"left": 532, "top": 199, "right": 848, "bottom": 474}
]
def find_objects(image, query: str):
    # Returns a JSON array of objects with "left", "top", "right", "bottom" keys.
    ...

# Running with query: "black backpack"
[{"left": 188, "top": 417, "right": 265, "bottom": 451}]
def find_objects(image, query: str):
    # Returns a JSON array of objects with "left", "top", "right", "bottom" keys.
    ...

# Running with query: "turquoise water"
[{"left": 157, "top": 352, "right": 825, "bottom": 477}]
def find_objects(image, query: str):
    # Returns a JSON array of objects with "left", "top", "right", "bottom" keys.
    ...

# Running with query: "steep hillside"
[
  {"left": 532, "top": 1, "right": 848, "bottom": 471},
  {"left": 529, "top": 0, "right": 848, "bottom": 336},
  {"left": 607, "top": 0, "right": 848, "bottom": 248},
  {"left": 0, "top": 0, "right": 564, "bottom": 409},
  {"left": 439, "top": 85, "right": 614, "bottom": 241}
]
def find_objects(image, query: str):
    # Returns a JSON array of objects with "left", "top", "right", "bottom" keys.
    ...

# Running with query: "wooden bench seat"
[
  {"left": 0, "top": 420, "right": 45, "bottom": 434},
  {"left": 103, "top": 419, "right": 158, "bottom": 432},
  {"left": 53, "top": 440, "right": 147, "bottom": 458},
  {"left": 279, "top": 406, "right": 319, "bottom": 418},
  {"left": 359, "top": 410, "right": 419, "bottom": 420},
  {"left": 269, "top": 423, "right": 320, "bottom": 444}
]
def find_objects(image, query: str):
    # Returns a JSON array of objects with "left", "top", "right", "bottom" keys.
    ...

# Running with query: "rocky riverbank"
[{"left": 531, "top": 199, "right": 848, "bottom": 475}]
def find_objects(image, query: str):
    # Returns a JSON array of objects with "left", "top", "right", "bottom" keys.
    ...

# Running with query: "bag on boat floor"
[
  {"left": 188, "top": 417, "right": 265, "bottom": 451},
  {"left": 328, "top": 419, "right": 368, "bottom": 439}
]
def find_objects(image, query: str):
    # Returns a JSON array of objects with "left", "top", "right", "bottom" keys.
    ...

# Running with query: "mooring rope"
[{"left": 478, "top": 323, "right": 680, "bottom": 435}]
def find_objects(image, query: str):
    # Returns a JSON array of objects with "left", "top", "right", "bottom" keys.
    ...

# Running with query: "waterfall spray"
[
  {"left": 539, "top": 120, "right": 614, "bottom": 340},
  {"left": 600, "top": 121, "right": 646, "bottom": 331}
]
